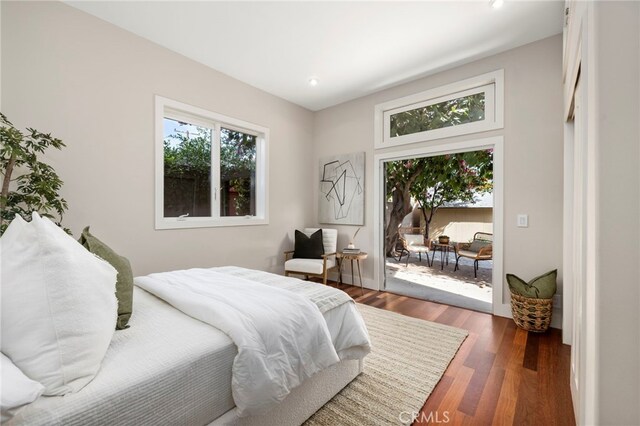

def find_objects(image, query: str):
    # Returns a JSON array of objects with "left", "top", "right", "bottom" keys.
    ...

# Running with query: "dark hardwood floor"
[{"left": 339, "top": 284, "right": 576, "bottom": 426}]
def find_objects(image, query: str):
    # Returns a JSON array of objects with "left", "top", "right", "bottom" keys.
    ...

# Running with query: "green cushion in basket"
[
  {"left": 79, "top": 227, "right": 133, "bottom": 330},
  {"left": 506, "top": 269, "right": 557, "bottom": 299}
]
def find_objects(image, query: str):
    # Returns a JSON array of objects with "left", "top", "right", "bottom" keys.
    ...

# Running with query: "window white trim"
[
  {"left": 155, "top": 96, "right": 269, "bottom": 230},
  {"left": 374, "top": 70, "right": 504, "bottom": 149}
]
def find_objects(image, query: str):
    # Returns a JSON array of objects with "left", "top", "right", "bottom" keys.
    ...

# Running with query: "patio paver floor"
[{"left": 385, "top": 250, "right": 493, "bottom": 312}]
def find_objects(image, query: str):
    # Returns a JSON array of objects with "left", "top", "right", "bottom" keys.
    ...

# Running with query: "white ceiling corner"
[{"left": 65, "top": 1, "right": 564, "bottom": 111}]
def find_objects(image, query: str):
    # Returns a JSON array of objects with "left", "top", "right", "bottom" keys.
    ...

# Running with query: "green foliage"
[
  {"left": 390, "top": 93, "right": 485, "bottom": 137},
  {"left": 414, "top": 151, "right": 492, "bottom": 228},
  {"left": 384, "top": 93, "right": 491, "bottom": 255},
  {"left": 163, "top": 129, "right": 212, "bottom": 178},
  {"left": 220, "top": 128, "right": 256, "bottom": 179},
  {"left": 386, "top": 150, "right": 493, "bottom": 246},
  {"left": 163, "top": 125, "right": 256, "bottom": 215},
  {"left": 0, "top": 113, "right": 68, "bottom": 235},
  {"left": 220, "top": 128, "right": 256, "bottom": 215}
]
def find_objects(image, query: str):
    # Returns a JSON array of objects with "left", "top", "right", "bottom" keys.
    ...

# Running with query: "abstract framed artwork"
[{"left": 319, "top": 152, "right": 365, "bottom": 225}]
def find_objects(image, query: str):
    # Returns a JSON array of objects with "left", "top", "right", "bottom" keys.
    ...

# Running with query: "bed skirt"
[{"left": 210, "top": 358, "right": 363, "bottom": 426}]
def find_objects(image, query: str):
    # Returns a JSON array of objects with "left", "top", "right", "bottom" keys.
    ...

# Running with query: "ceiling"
[{"left": 66, "top": 1, "right": 564, "bottom": 111}]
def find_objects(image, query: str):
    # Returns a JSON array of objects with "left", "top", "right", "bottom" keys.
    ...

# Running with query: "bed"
[{"left": 9, "top": 268, "right": 370, "bottom": 425}]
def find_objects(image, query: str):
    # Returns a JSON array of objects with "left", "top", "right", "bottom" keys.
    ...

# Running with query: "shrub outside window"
[{"left": 155, "top": 96, "right": 268, "bottom": 229}]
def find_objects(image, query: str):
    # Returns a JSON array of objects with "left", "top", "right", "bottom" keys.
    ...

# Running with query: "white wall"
[
  {"left": 1, "top": 2, "right": 565, "bottom": 310},
  {"left": 1, "top": 1, "right": 315, "bottom": 276},
  {"left": 312, "top": 35, "right": 564, "bottom": 309},
  {"left": 563, "top": 2, "right": 639, "bottom": 423},
  {"left": 592, "top": 2, "right": 640, "bottom": 423}
]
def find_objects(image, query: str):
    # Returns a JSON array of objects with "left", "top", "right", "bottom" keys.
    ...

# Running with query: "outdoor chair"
[
  {"left": 454, "top": 232, "right": 493, "bottom": 278},
  {"left": 397, "top": 234, "right": 431, "bottom": 266}
]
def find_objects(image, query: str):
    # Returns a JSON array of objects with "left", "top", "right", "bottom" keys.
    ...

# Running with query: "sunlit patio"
[{"left": 385, "top": 250, "right": 492, "bottom": 313}]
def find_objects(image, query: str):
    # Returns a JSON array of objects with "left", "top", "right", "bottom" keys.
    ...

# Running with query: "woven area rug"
[{"left": 304, "top": 303, "right": 468, "bottom": 425}]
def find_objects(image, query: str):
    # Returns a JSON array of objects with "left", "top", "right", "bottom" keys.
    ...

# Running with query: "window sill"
[{"left": 155, "top": 216, "right": 268, "bottom": 230}]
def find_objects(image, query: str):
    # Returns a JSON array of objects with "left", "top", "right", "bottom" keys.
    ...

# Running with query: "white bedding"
[
  {"left": 10, "top": 287, "right": 238, "bottom": 426},
  {"left": 211, "top": 266, "right": 371, "bottom": 360},
  {"left": 11, "top": 268, "right": 370, "bottom": 425},
  {"left": 135, "top": 267, "right": 371, "bottom": 417}
]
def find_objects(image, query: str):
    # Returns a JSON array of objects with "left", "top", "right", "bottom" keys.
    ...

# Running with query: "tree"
[
  {"left": 383, "top": 92, "right": 491, "bottom": 256},
  {"left": 390, "top": 92, "right": 485, "bottom": 137},
  {"left": 163, "top": 125, "right": 256, "bottom": 216},
  {"left": 385, "top": 151, "right": 493, "bottom": 256},
  {"left": 219, "top": 128, "right": 256, "bottom": 215},
  {"left": 163, "top": 127, "right": 212, "bottom": 216},
  {"left": 385, "top": 159, "right": 426, "bottom": 255},
  {"left": 413, "top": 150, "right": 493, "bottom": 239},
  {"left": 0, "top": 113, "right": 68, "bottom": 235}
]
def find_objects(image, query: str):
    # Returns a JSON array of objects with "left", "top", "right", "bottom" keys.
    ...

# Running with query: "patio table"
[{"left": 430, "top": 242, "right": 452, "bottom": 270}]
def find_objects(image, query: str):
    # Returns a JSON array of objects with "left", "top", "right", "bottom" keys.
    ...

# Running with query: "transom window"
[
  {"left": 155, "top": 96, "right": 268, "bottom": 229},
  {"left": 389, "top": 89, "right": 487, "bottom": 137},
  {"left": 375, "top": 70, "right": 504, "bottom": 148}
]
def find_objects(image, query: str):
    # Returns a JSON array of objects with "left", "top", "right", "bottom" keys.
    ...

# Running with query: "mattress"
[
  {"left": 11, "top": 282, "right": 365, "bottom": 425},
  {"left": 10, "top": 287, "right": 238, "bottom": 426}
]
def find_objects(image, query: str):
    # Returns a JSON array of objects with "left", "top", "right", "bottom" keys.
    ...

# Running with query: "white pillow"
[
  {"left": 0, "top": 213, "right": 118, "bottom": 395},
  {"left": 1, "top": 353, "right": 44, "bottom": 422}
]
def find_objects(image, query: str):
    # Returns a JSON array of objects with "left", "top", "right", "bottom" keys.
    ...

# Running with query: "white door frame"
[
  {"left": 563, "top": 3, "right": 597, "bottom": 423},
  {"left": 372, "top": 136, "right": 509, "bottom": 317}
]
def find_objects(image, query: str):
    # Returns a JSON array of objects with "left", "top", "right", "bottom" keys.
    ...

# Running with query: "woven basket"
[{"left": 510, "top": 292, "right": 553, "bottom": 332}]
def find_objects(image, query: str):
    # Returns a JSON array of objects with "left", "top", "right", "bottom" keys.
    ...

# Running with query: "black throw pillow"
[{"left": 293, "top": 229, "right": 324, "bottom": 259}]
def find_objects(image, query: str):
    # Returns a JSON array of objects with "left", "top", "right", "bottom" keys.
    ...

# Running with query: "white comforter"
[{"left": 135, "top": 268, "right": 363, "bottom": 417}]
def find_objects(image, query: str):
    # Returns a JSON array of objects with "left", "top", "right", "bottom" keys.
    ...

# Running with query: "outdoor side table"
[{"left": 430, "top": 243, "right": 452, "bottom": 270}]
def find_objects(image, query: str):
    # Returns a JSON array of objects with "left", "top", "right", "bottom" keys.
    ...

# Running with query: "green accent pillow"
[
  {"left": 506, "top": 269, "right": 557, "bottom": 299},
  {"left": 79, "top": 227, "right": 133, "bottom": 330}
]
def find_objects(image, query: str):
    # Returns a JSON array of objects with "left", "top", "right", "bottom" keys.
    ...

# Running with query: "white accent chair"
[{"left": 284, "top": 228, "right": 338, "bottom": 285}]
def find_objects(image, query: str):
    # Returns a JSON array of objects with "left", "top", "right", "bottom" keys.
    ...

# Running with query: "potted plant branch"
[{"left": 0, "top": 113, "right": 68, "bottom": 235}]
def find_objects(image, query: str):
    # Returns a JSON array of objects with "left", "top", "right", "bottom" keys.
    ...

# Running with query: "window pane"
[
  {"left": 390, "top": 92, "right": 485, "bottom": 138},
  {"left": 163, "top": 117, "right": 212, "bottom": 217},
  {"left": 220, "top": 128, "right": 256, "bottom": 216}
]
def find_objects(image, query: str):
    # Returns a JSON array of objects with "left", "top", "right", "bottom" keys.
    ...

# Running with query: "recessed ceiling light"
[
  {"left": 308, "top": 78, "right": 319, "bottom": 87},
  {"left": 490, "top": 0, "right": 504, "bottom": 9}
]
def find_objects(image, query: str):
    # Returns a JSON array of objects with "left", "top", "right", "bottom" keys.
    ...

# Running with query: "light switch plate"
[{"left": 517, "top": 214, "right": 528, "bottom": 228}]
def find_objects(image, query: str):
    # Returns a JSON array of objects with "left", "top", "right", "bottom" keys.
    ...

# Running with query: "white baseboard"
[
  {"left": 265, "top": 264, "right": 284, "bottom": 275},
  {"left": 327, "top": 271, "right": 377, "bottom": 290},
  {"left": 551, "top": 293, "right": 563, "bottom": 329}
]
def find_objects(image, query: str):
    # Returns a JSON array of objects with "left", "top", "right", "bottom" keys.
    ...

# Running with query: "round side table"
[{"left": 336, "top": 251, "right": 368, "bottom": 294}]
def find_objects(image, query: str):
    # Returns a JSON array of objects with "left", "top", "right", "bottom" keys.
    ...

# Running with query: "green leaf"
[{"left": 0, "top": 113, "right": 69, "bottom": 235}]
